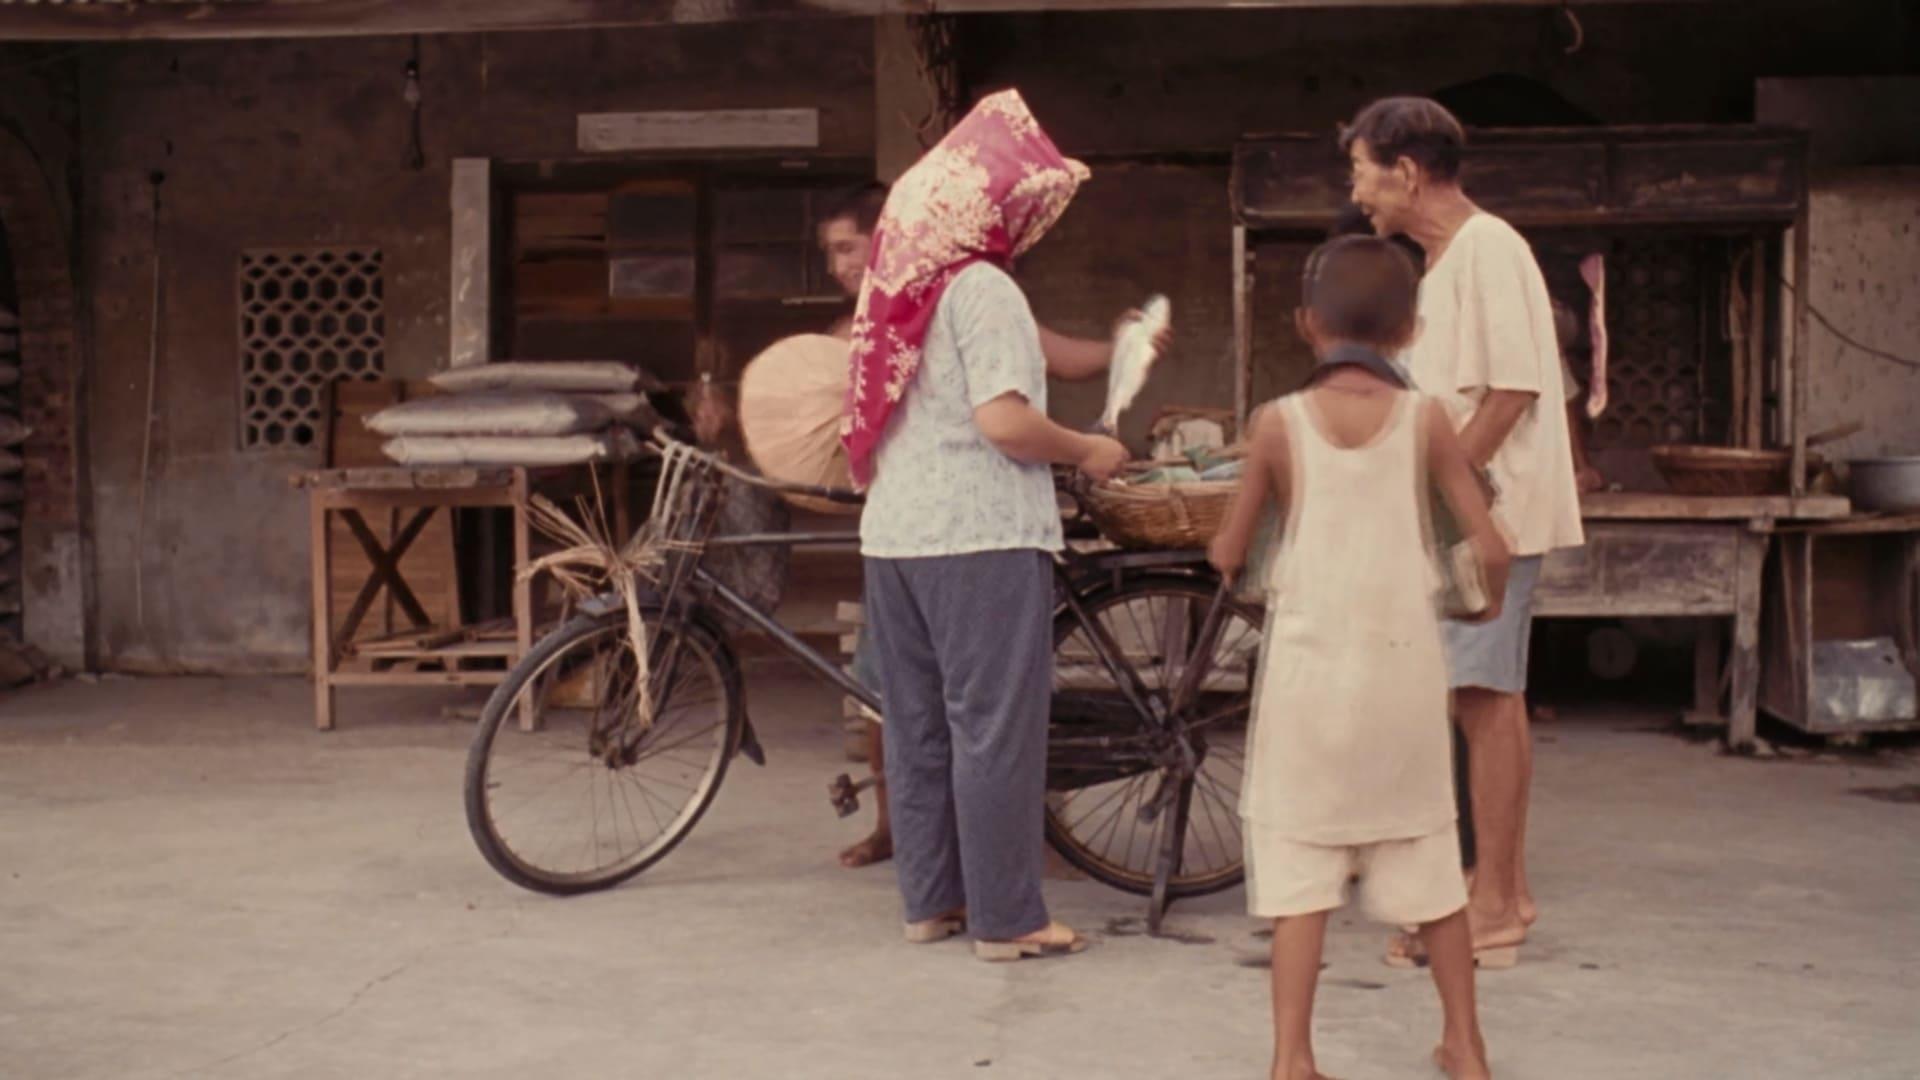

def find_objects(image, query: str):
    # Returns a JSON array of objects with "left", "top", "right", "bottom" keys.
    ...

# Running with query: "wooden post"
[
  {"left": 449, "top": 158, "right": 491, "bottom": 369},
  {"left": 1789, "top": 204, "right": 1812, "bottom": 495},
  {"left": 1685, "top": 625, "right": 1724, "bottom": 727},
  {"left": 1232, "top": 225, "right": 1251, "bottom": 433},
  {"left": 511, "top": 469, "right": 537, "bottom": 732},
  {"left": 1745, "top": 232, "right": 1767, "bottom": 449},
  {"left": 1727, "top": 524, "right": 1771, "bottom": 751},
  {"left": 310, "top": 492, "right": 335, "bottom": 731},
  {"left": 875, "top": 15, "right": 935, "bottom": 183}
]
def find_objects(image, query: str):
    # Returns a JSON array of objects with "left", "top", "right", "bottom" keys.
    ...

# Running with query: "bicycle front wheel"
[
  {"left": 464, "top": 608, "right": 743, "bottom": 895},
  {"left": 1045, "top": 576, "right": 1261, "bottom": 899}
]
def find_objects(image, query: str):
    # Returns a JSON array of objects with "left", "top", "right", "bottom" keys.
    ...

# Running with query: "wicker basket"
[
  {"left": 1651, "top": 444, "right": 1793, "bottom": 496},
  {"left": 1082, "top": 479, "right": 1238, "bottom": 550}
]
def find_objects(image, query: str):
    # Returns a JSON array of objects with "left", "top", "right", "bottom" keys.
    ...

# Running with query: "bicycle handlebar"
[
  {"left": 645, "top": 433, "right": 866, "bottom": 507},
  {"left": 646, "top": 432, "right": 1103, "bottom": 515}
]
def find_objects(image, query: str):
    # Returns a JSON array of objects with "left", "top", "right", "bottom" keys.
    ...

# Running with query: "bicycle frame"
[
  {"left": 620, "top": 437, "right": 1237, "bottom": 786},
  {"left": 692, "top": 534, "right": 1219, "bottom": 710}
]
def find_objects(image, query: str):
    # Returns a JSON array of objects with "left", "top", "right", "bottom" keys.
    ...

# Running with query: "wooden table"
[
  {"left": 1537, "top": 492, "right": 1850, "bottom": 750},
  {"left": 297, "top": 467, "right": 532, "bottom": 731},
  {"left": 1762, "top": 511, "right": 1920, "bottom": 739}
]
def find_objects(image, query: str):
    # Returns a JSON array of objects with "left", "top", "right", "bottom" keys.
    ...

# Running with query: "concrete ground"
[{"left": 3, "top": 665, "right": 1918, "bottom": 1080}]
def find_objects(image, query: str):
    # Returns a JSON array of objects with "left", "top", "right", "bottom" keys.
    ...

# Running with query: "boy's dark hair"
[
  {"left": 1301, "top": 235, "right": 1420, "bottom": 346},
  {"left": 818, "top": 182, "right": 889, "bottom": 235},
  {"left": 1338, "top": 97, "right": 1468, "bottom": 182}
]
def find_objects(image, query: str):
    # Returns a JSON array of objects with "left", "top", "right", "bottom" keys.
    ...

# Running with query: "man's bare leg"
[
  {"left": 1420, "top": 909, "right": 1492, "bottom": 1079},
  {"left": 1270, "top": 911, "right": 1335, "bottom": 1080},
  {"left": 838, "top": 720, "right": 894, "bottom": 868},
  {"left": 1468, "top": 710, "right": 1537, "bottom": 927},
  {"left": 1514, "top": 707, "right": 1537, "bottom": 927},
  {"left": 1455, "top": 687, "right": 1529, "bottom": 950}
]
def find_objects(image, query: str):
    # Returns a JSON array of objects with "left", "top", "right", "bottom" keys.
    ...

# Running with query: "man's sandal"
[
  {"left": 974, "top": 921, "right": 1088, "bottom": 962},
  {"left": 904, "top": 910, "right": 966, "bottom": 944}
]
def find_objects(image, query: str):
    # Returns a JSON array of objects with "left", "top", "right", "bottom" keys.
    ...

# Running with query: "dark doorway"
[{"left": 0, "top": 210, "right": 24, "bottom": 641}]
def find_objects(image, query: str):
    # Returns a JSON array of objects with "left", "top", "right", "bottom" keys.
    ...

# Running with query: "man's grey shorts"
[{"left": 1441, "top": 555, "right": 1544, "bottom": 694}]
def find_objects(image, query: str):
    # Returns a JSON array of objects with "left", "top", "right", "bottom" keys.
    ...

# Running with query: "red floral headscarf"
[{"left": 840, "top": 89, "right": 1089, "bottom": 488}]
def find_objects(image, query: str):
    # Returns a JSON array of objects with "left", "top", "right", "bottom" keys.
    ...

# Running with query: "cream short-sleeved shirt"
[{"left": 1401, "top": 214, "right": 1585, "bottom": 557}]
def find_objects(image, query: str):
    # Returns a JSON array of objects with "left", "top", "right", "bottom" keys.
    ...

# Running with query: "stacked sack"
[{"left": 369, "top": 361, "right": 665, "bottom": 467}]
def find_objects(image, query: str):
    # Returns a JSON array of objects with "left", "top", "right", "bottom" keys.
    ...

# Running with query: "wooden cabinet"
[{"left": 1233, "top": 125, "right": 1808, "bottom": 230}]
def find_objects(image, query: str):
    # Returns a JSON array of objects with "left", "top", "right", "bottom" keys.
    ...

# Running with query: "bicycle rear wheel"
[
  {"left": 1045, "top": 576, "right": 1261, "bottom": 899},
  {"left": 464, "top": 608, "right": 743, "bottom": 895}
]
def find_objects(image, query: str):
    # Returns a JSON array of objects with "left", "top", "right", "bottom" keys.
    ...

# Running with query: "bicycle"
[{"left": 463, "top": 435, "right": 1263, "bottom": 930}]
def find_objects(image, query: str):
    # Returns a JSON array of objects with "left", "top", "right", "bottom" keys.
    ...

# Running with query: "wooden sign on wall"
[{"left": 578, "top": 109, "right": 820, "bottom": 153}]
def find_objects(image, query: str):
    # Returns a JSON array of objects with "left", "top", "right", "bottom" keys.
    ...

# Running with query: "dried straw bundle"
[{"left": 521, "top": 473, "right": 666, "bottom": 729}]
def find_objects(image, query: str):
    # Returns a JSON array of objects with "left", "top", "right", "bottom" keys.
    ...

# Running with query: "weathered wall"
[
  {"left": 75, "top": 22, "right": 874, "bottom": 672},
  {"left": 27, "top": 3, "right": 1920, "bottom": 672},
  {"left": 1799, "top": 169, "right": 1920, "bottom": 460},
  {"left": 975, "top": 1, "right": 1920, "bottom": 432}
]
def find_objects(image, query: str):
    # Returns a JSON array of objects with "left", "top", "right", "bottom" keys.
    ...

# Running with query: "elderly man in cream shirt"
[{"left": 1343, "top": 95, "right": 1585, "bottom": 970}]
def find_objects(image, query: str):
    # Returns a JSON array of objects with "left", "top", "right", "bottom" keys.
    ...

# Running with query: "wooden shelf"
[{"left": 1580, "top": 492, "right": 1851, "bottom": 522}]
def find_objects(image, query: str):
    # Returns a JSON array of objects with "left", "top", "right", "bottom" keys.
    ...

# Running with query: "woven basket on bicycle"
[{"left": 1082, "top": 478, "right": 1237, "bottom": 550}]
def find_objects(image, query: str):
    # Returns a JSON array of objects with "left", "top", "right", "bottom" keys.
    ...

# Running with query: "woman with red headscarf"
[{"left": 847, "top": 90, "right": 1126, "bottom": 961}]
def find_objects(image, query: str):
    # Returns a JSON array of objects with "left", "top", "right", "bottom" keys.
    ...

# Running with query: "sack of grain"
[
  {"left": 594, "top": 393, "right": 661, "bottom": 428},
  {"left": 381, "top": 428, "right": 641, "bottom": 467},
  {"left": 738, "top": 334, "right": 856, "bottom": 515},
  {"left": 365, "top": 392, "right": 614, "bottom": 438},
  {"left": 429, "top": 361, "right": 661, "bottom": 395}
]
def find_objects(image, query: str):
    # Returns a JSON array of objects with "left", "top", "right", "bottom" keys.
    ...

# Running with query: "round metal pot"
[{"left": 1846, "top": 456, "right": 1920, "bottom": 512}]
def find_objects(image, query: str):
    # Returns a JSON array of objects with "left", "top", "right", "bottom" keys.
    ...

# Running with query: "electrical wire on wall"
[
  {"left": 1558, "top": 1, "right": 1586, "bottom": 56},
  {"left": 1775, "top": 273, "right": 1920, "bottom": 372},
  {"left": 404, "top": 35, "right": 426, "bottom": 171},
  {"left": 135, "top": 168, "right": 164, "bottom": 640}
]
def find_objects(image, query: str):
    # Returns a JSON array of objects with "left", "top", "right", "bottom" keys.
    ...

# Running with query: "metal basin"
[{"left": 1847, "top": 456, "right": 1920, "bottom": 512}]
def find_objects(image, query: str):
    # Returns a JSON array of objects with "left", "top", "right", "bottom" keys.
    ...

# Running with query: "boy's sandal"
[
  {"left": 903, "top": 910, "right": 967, "bottom": 944},
  {"left": 1383, "top": 931, "right": 1520, "bottom": 970},
  {"left": 974, "top": 922, "right": 1088, "bottom": 962}
]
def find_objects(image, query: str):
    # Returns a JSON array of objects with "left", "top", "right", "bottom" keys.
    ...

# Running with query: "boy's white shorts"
[{"left": 1243, "top": 823, "right": 1468, "bottom": 926}]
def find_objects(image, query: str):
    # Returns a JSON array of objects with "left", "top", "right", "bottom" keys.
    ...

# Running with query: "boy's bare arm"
[
  {"left": 1426, "top": 399, "right": 1513, "bottom": 619},
  {"left": 1209, "top": 407, "right": 1287, "bottom": 578}
]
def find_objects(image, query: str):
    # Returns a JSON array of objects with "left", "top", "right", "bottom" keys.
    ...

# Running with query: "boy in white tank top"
[{"left": 1210, "top": 237, "right": 1512, "bottom": 1080}]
